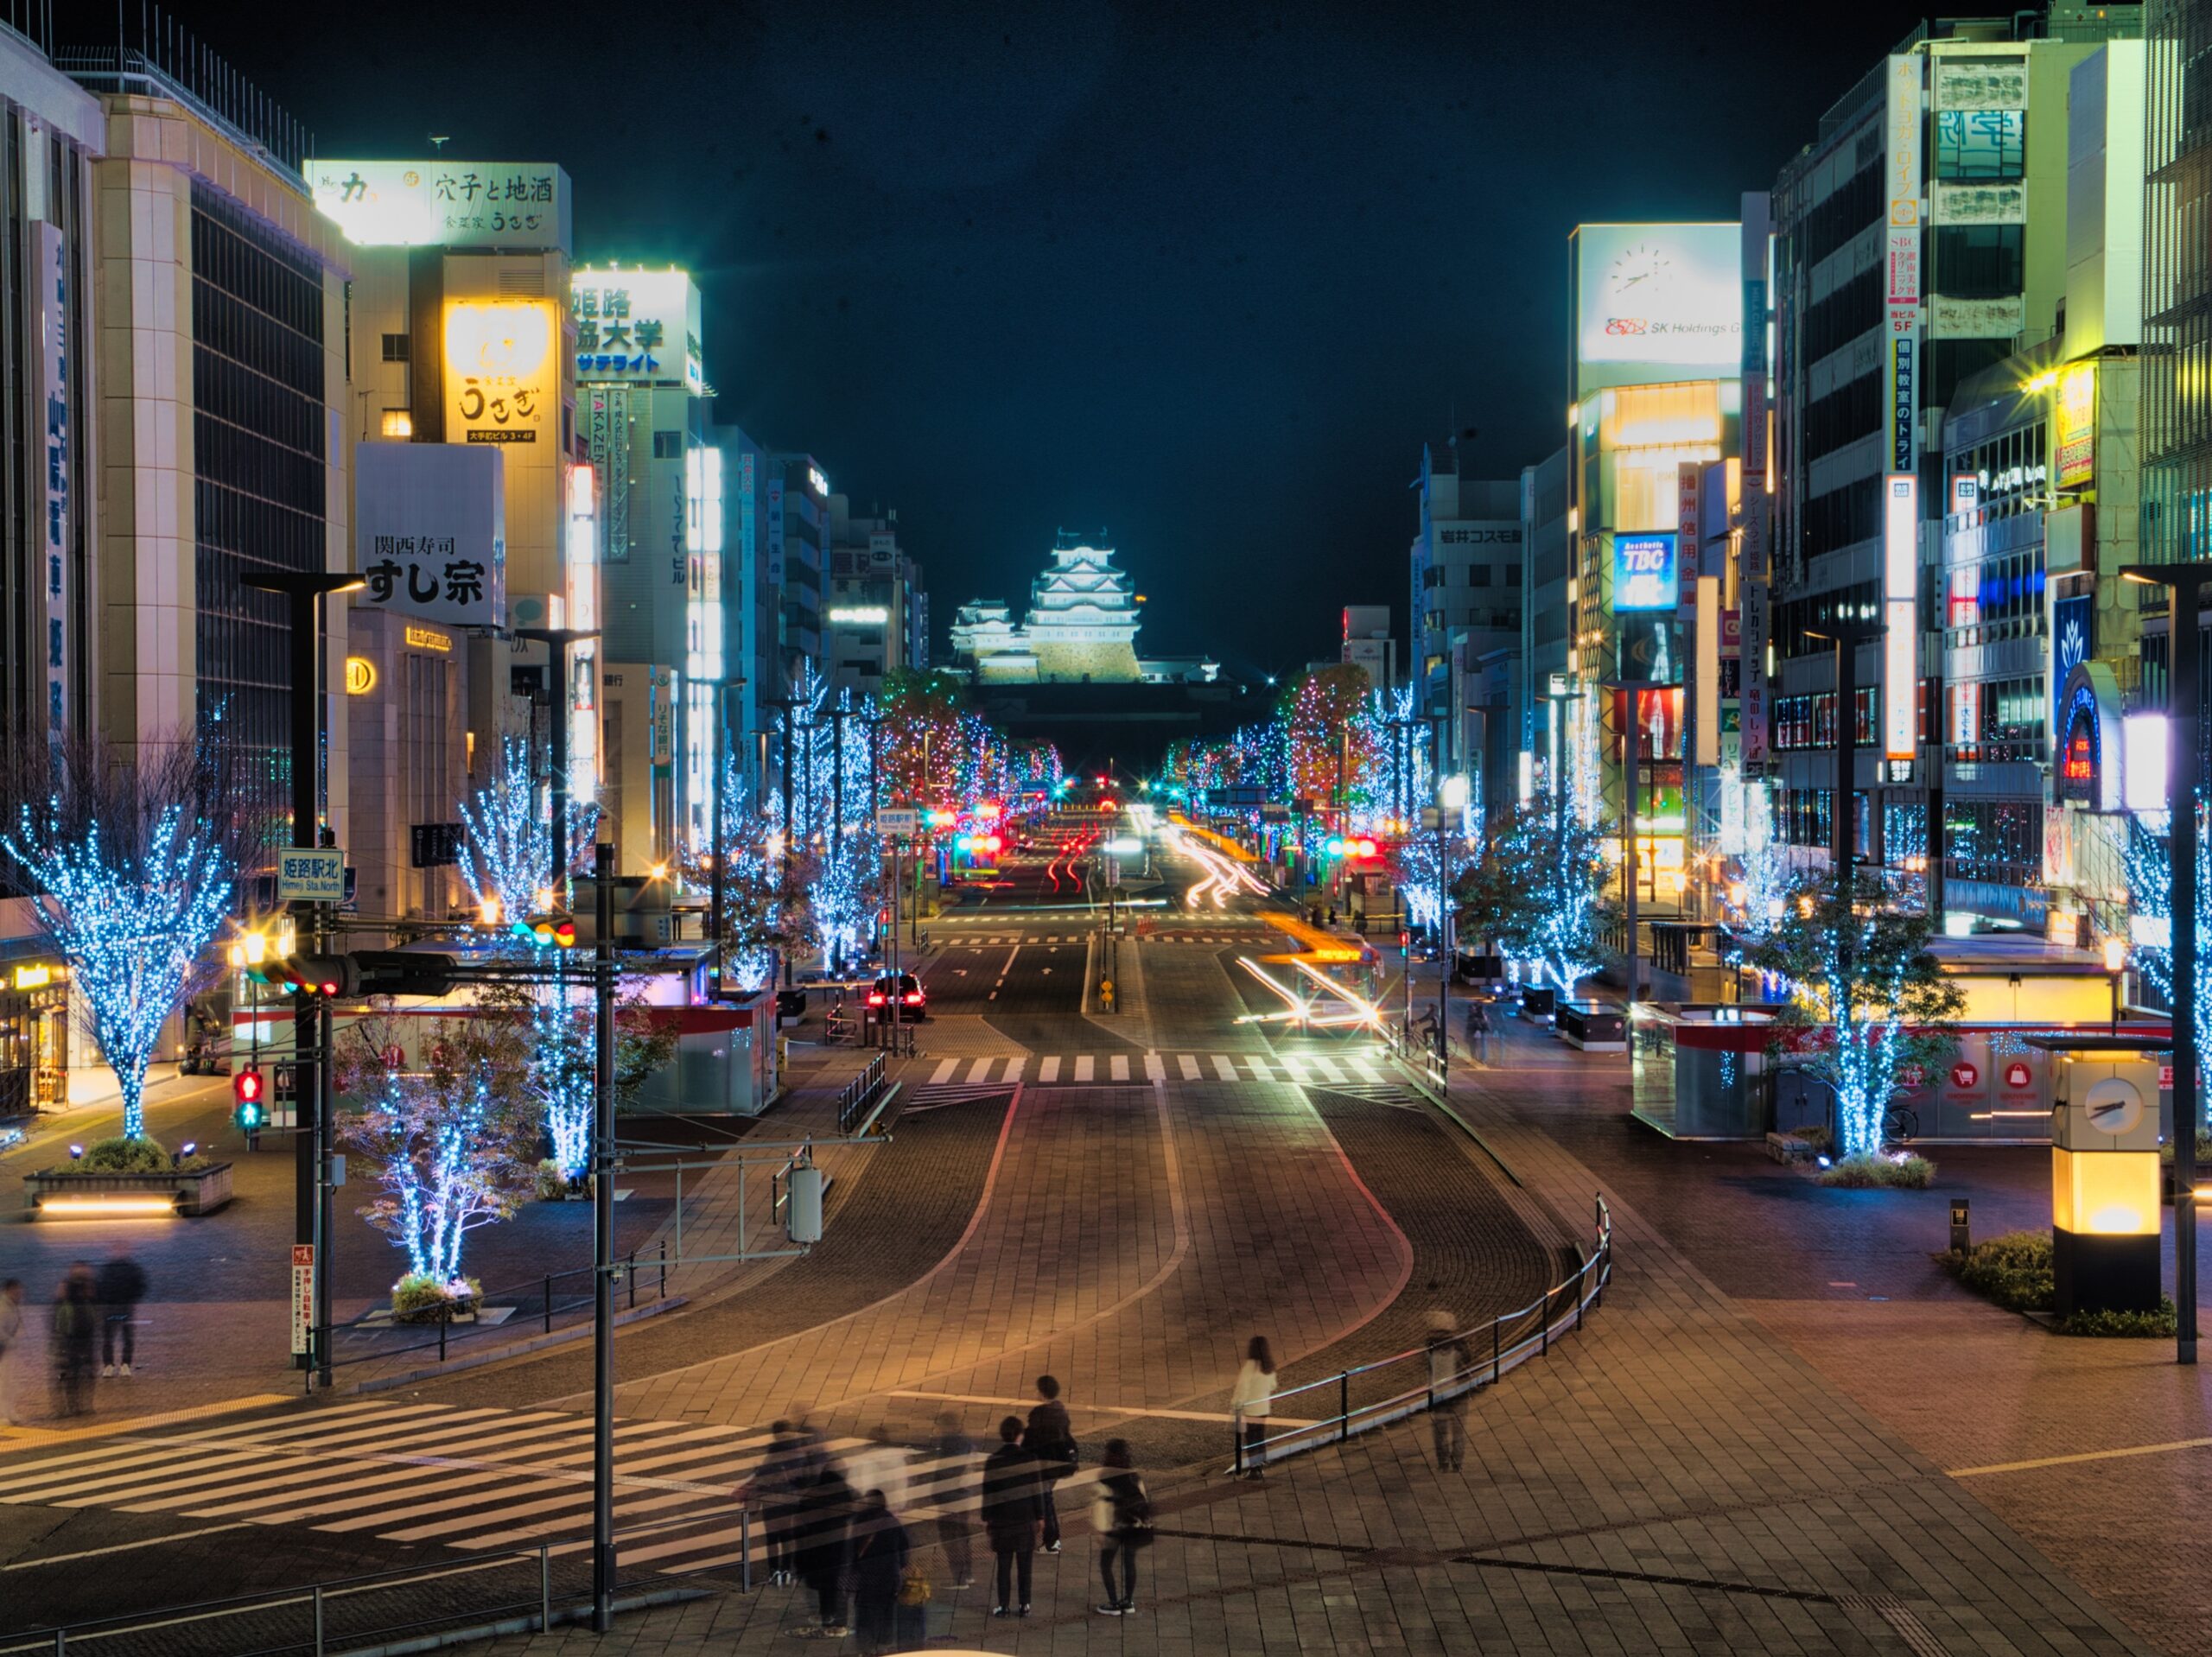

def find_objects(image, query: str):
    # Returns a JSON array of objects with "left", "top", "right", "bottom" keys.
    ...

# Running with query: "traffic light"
[
  {"left": 1322, "top": 835, "right": 1346, "bottom": 858},
  {"left": 233, "top": 1065, "right": 264, "bottom": 1132},
  {"left": 511, "top": 914, "right": 578, "bottom": 948},
  {"left": 349, "top": 950, "right": 461, "bottom": 997},
  {"left": 250, "top": 953, "right": 358, "bottom": 996}
]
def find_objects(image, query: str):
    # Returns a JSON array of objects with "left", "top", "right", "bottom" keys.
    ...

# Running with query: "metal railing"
[
  {"left": 315, "top": 1240, "right": 671, "bottom": 1374},
  {"left": 835, "top": 1052, "right": 889, "bottom": 1134},
  {"left": 7, "top": 1505, "right": 747, "bottom": 1656},
  {"left": 1233, "top": 1195, "right": 1612, "bottom": 1473}
]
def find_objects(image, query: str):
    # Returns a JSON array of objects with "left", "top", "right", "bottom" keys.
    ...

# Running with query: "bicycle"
[{"left": 1880, "top": 1100, "right": 1919, "bottom": 1146}]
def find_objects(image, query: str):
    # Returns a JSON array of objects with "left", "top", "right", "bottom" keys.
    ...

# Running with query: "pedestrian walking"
[
  {"left": 845, "top": 1421, "right": 912, "bottom": 1514},
  {"left": 1231, "top": 1335, "right": 1276, "bottom": 1476},
  {"left": 981, "top": 1415, "right": 1044, "bottom": 1617},
  {"left": 1090, "top": 1438, "right": 1152, "bottom": 1616},
  {"left": 849, "top": 1487, "right": 912, "bottom": 1654},
  {"left": 96, "top": 1246, "right": 148, "bottom": 1378},
  {"left": 927, "top": 1413, "right": 977, "bottom": 1589},
  {"left": 747, "top": 1419, "right": 818, "bottom": 1586},
  {"left": 0, "top": 1279, "right": 24, "bottom": 1426},
  {"left": 51, "top": 1264, "right": 96, "bottom": 1418},
  {"left": 1024, "top": 1374, "right": 1077, "bottom": 1552},
  {"left": 792, "top": 1465, "right": 857, "bottom": 1637},
  {"left": 1426, "top": 1311, "right": 1473, "bottom": 1471}
]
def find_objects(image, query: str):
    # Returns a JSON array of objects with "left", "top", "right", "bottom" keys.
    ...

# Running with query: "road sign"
[
  {"left": 1260, "top": 803, "right": 1290, "bottom": 823},
  {"left": 289, "top": 1243, "right": 315, "bottom": 1355},
  {"left": 875, "top": 808, "right": 918, "bottom": 836},
  {"left": 276, "top": 848, "right": 346, "bottom": 903}
]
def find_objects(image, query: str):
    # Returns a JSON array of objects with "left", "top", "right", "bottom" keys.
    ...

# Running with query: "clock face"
[
  {"left": 1608, "top": 243, "right": 1673, "bottom": 298},
  {"left": 2083, "top": 1078, "right": 2144, "bottom": 1139}
]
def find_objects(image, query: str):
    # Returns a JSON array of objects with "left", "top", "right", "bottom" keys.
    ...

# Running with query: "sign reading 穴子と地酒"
[{"left": 276, "top": 848, "right": 346, "bottom": 904}]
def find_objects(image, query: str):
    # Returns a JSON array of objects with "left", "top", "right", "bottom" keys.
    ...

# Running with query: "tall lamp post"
[
  {"left": 513, "top": 626, "right": 600, "bottom": 906},
  {"left": 1601, "top": 678, "right": 1665, "bottom": 1009},
  {"left": 2120, "top": 561, "right": 2212, "bottom": 1365},
  {"left": 241, "top": 569, "right": 365, "bottom": 1386}
]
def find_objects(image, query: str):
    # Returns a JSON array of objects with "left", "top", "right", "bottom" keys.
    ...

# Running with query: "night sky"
[{"left": 185, "top": 0, "right": 1929, "bottom": 677}]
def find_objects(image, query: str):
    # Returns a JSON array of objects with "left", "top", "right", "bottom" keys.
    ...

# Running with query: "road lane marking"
[
  {"left": 1245, "top": 1057, "right": 1274, "bottom": 1080},
  {"left": 1214, "top": 1056, "right": 1239, "bottom": 1081},
  {"left": 931, "top": 1058, "right": 959, "bottom": 1084},
  {"left": 966, "top": 1058, "right": 994, "bottom": 1083},
  {"left": 1039, "top": 1057, "right": 1060, "bottom": 1082},
  {"left": 0, "top": 1523, "right": 249, "bottom": 1570},
  {"left": 1110, "top": 1055, "right": 1131, "bottom": 1082},
  {"left": 1145, "top": 1055, "right": 1166, "bottom": 1082},
  {"left": 1948, "top": 1437, "right": 2212, "bottom": 1478},
  {"left": 1003, "top": 1055, "right": 1025, "bottom": 1082},
  {"left": 1179, "top": 1055, "right": 1201, "bottom": 1080},
  {"left": 1075, "top": 1056, "right": 1095, "bottom": 1082}
]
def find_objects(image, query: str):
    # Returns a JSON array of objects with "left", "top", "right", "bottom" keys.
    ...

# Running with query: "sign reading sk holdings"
[{"left": 276, "top": 849, "right": 346, "bottom": 904}]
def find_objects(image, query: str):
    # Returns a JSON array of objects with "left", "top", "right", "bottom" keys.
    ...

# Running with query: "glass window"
[
  {"left": 1932, "top": 225, "right": 2024, "bottom": 300},
  {"left": 380, "top": 409, "right": 413, "bottom": 438},
  {"left": 1934, "top": 109, "right": 2024, "bottom": 181},
  {"left": 380, "top": 332, "right": 410, "bottom": 363}
]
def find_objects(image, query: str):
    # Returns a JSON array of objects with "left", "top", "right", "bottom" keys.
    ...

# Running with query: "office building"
[
  {"left": 826, "top": 496, "right": 928, "bottom": 699},
  {"left": 1340, "top": 604, "right": 1395, "bottom": 695},
  {"left": 1519, "top": 446, "right": 1572, "bottom": 803}
]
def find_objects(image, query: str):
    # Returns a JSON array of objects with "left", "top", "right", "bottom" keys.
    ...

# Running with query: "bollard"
[
  {"left": 544, "top": 1273, "right": 553, "bottom": 1334},
  {"left": 1949, "top": 1195, "right": 1972, "bottom": 1255},
  {"left": 741, "top": 1508, "right": 753, "bottom": 1592},
  {"left": 540, "top": 1540, "right": 553, "bottom": 1632},
  {"left": 660, "top": 1239, "right": 668, "bottom": 1298},
  {"left": 1339, "top": 1372, "right": 1350, "bottom": 1443},
  {"left": 628, "top": 1251, "right": 637, "bottom": 1310},
  {"left": 438, "top": 1312, "right": 448, "bottom": 1362},
  {"left": 1493, "top": 1316, "right": 1502, "bottom": 1384},
  {"left": 1232, "top": 1410, "right": 1243, "bottom": 1476},
  {"left": 312, "top": 1584, "right": 325, "bottom": 1655},
  {"left": 1541, "top": 1287, "right": 1550, "bottom": 1355}
]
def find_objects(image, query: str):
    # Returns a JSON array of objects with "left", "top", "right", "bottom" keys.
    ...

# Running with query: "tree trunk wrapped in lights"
[
  {"left": 1460, "top": 799, "right": 1608, "bottom": 996},
  {"left": 456, "top": 736, "right": 601, "bottom": 924},
  {"left": 2126, "top": 804, "right": 2211, "bottom": 1109},
  {"left": 1, "top": 732, "right": 245, "bottom": 1140},
  {"left": 1747, "top": 874, "right": 1964, "bottom": 1159}
]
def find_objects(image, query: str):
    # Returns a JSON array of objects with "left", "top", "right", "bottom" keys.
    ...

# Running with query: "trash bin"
[{"left": 785, "top": 1162, "right": 823, "bottom": 1244}]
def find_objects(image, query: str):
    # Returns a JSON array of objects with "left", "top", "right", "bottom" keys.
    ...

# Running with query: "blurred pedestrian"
[
  {"left": 846, "top": 1420, "right": 912, "bottom": 1514},
  {"left": 1231, "top": 1335, "right": 1276, "bottom": 1477},
  {"left": 51, "top": 1264, "right": 96, "bottom": 1417},
  {"left": 792, "top": 1464, "right": 856, "bottom": 1638},
  {"left": 1090, "top": 1438, "right": 1152, "bottom": 1616},
  {"left": 849, "top": 1488, "right": 912, "bottom": 1655},
  {"left": 0, "top": 1279, "right": 23, "bottom": 1425},
  {"left": 982, "top": 1415, "right": 1043, "bottom": 1617},
  {"left": 1024, "top": 1374, "right": 1077, "bottom": 1552},
  {"left": 928, "top": 1413, "right": 977, "bottom": 1589},
  {"left": 1427, "top": 1311, "right": 1473, "bottom": 1471},
  {"left": 749, "top": 1419, "right": 817, "bottom": 1586},
  {"left": 96, "top": 1246, "right": 148, "bottom": 1378}
]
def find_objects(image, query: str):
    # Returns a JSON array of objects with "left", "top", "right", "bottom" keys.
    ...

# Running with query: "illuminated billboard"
[
  {"left": 354, "top": 443, "right": 505, "bottom": 630},
  {"left": 2056, "top": 361, "right": 2096, "bottom": 488},
  {"left": 572, "top": 268, "right": 704, "bottom": 391},
  {"left": 1612, "top": 532, "right": 1679, "bottom": 612},
  {"left": 311, "top": 160, "right": 569, "bottom": 251},
  {"left": 1883, "top": 474, "right": 1917, "bottom": 761},
  {"left": 1572, "top": 223, "right": 1742, "bottom": 395},
  {"left": 443, "top": 301, "right": 556, "bottom": 446}
]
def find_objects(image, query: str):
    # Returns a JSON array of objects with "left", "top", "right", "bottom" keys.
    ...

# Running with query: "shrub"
[
  {"left": 1817, "top": 1152, "right": 1935, "bottom": 1189},
  {"left": 534, "top": 1158, "right": 570, "bottom": 1201},
  {"left": 1786, "top": 1124, "right": 1833, "bottom": 1152},
  {"left": 2159, "top": 1131, "right": 2212, "bottom": 1167},
  {"left": 76, "top": 1135, "right": 209, "bottom": 1174},
  {"left": 391, "top": 1272, "right": 484, "bottom": 1323},
  {"left": 1947, "top": 1229, "right": 2054, "bottom": 1312},
  {"left": 2056, "top": 1300, "right": 2177, "bottom": 1338}
]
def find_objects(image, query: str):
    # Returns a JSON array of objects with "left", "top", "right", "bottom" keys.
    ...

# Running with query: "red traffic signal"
[{"left": 234, "top": 1067, "right": 263, "bottom": 1105}]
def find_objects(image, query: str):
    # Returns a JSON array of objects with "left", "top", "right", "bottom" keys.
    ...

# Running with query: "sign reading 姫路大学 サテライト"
[
  {"left": 1612, "top": 533, "right": 1678, "bottom": 612},
  {"left": 571, "top": 269, "right": 703, "bottom": 392},
  {"left": 354, "top": 443, "right": 506, "bottom": 632}
]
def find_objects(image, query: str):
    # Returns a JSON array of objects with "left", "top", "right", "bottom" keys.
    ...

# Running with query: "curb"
[
  {"left": 347, "top": 1294, "right": 690, "bottom": 1394},
  {"left": 334, "top": 1585, "right": 711, "bottom": 1656}
]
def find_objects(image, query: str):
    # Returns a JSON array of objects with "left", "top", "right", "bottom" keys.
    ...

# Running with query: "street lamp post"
[
  {"left": 241, "top": 569, "right": 365, "bottom": 1387},
  {"left": 2120, "top": 562, "right": 2212, "bottom": 1365},
  {"left": 1602, "top": 679, "right": 1664, "bottom": 1010},
  {"left": 2105, "top": 934, "right": 2126, "bottom": 1038},
  {"left": 514, "top": 627, "right": 601, "bottom": 907}
]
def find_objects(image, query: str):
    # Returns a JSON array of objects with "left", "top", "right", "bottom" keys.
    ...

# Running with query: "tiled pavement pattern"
[
  {"left": 477, "top": 1075, "right": 2152, "bottom": 1654},
  {"left": 564, "top": 1083, "right": 1416, "bottom": 1454}
]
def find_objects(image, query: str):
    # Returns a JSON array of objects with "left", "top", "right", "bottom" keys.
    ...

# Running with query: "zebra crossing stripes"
[
  {"left": 902, "top": 1051, "right": 1419, "bottom": 1099},
  {"left": 0, "top": 1401, "right": 1086, "bottom": 1577}
]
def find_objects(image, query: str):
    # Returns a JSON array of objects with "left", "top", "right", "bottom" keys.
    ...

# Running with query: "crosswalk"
[
  {"left": 0, "top": 1400, "right": 1060, "bottom": 1575},
  {"left": 908, "top": 1051, "right": 1417, "bottom": 1096}
]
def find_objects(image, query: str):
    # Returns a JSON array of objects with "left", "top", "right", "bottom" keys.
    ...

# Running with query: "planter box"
[
  {"left": 1766, "top": 1132, "right": 1819, "bottom": 1165},
  {"left": 23, "top": 1162, "right": 233, "bottom": 1217}
]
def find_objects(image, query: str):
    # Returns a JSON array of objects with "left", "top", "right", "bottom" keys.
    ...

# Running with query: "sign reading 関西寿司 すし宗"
[{"left": 353, "top": 443, "right": 506, "bottom": 631}]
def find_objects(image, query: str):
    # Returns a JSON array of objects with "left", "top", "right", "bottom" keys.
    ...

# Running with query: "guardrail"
[
  {"left": 1234, "top": 1195, "right": 1611, "bottom": 1472},
  {"left": 835, "top": 1052, "right": 889, "bottom": 1133}
]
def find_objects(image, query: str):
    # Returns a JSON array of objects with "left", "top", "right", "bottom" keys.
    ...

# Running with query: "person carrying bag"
[{"left": 1089, "top": 1438, "right": 1151, "bottom": 1616}]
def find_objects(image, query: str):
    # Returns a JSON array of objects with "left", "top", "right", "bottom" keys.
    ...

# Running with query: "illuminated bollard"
[{"left": 2051, "top": 1056, "right": 2164, "bottom": 1317}]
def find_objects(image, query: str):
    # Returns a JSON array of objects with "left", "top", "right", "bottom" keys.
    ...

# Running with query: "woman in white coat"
[
  {"left": 1230, "top": 1335, "right": 1276, "bottom": 1477},
  {"left": 0, "top": 1279, "right": 24, "bottom": 1426}
]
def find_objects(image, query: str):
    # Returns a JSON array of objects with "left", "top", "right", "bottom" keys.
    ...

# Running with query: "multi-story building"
[
  {"left": 1410, "top": 445, "right": 1519, "bottom": 712},
  {"left": 1766, "top": 9, "right": 2138, "bottom": 914},
  {"left": 1339, "top": 604, "right": 1395, "bottom": 696},
  {"left": 825, "top": 496, "right": 927, "bottom": 699},
  {"left": 709, "top": 416, "right": 773, "bottom": 795},
  {"left": 1565, "top": 220, "right": 1744, "bottom": 913},
  {"left": 0, "top": 22, "right": 102, "bottom": 1108},
  {"left": 310, "top": 153, "right": 580, "bottom": 918},
  {"left": 769, "top": 453, "right": 829, "bottom": 688},
  {"left": 1518, "top": 445, "right": 1572, "bottom": 803}
]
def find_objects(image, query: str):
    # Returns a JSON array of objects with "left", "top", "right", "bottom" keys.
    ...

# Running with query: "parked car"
[{"left": 867, "top": 972, "right": 927, "bottom": 1019}]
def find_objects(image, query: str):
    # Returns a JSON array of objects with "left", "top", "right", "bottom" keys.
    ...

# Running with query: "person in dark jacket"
[
  {"left": 51, "top": 1263, "right": 97, "bottom": 1417},
  {"left": 791, "top": 1466, "right": 856, "bottom": 1636},
  {"left": 752, "top": 1420, "right": 818, "bottom": 1587},
  {"left": 1023, "top": 1373, "right": 1075, "bottom": 1552},
  {"left": 1091, "top": 1438, "right": 1150, "bottom": 1616},
  {"left": 95, "top": 1248, "right": 148, "bottom": 1378},
  {"left": 980, "top": 1415, "right": 1043, "bottom": 1616},
  {"left": 849, "top": 1489, "right": 911, "bottom": 1654},
  {"left": 928, "top": 1413, "right": 977, "bottom": 1588}
]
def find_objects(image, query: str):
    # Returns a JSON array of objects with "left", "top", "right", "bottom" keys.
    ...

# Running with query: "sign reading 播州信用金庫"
[{"left": 290, "top": 1243, "right": 314, "bottom": 1355}]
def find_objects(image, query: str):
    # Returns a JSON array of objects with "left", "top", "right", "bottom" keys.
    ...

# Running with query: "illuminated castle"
[{"left": 953, "top": 530, "right": 1214, "bottom": 685}]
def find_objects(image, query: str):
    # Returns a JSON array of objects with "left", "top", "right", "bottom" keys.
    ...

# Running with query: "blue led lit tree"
[
  {"left": 685, "top": 756, "right": 785, "bottom": 994},
  {"left": 1460, "top": 799, "right": 1607, "bottom": 995},
  {"left": 1, "top": 733, "right": 243, "bottom": 1140},
  {"left": 2126, "top": 805, "right": 2212, "bottom": 1108},
  {"left": 1748, "top": 874, "right": 1963, "bottom": 1159},
  {"left": 456, "top": 737, "right": 601, "bottom": 923},
  {"left": 336, "top": 1011, "right": 537, "bottom": 1292}
]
